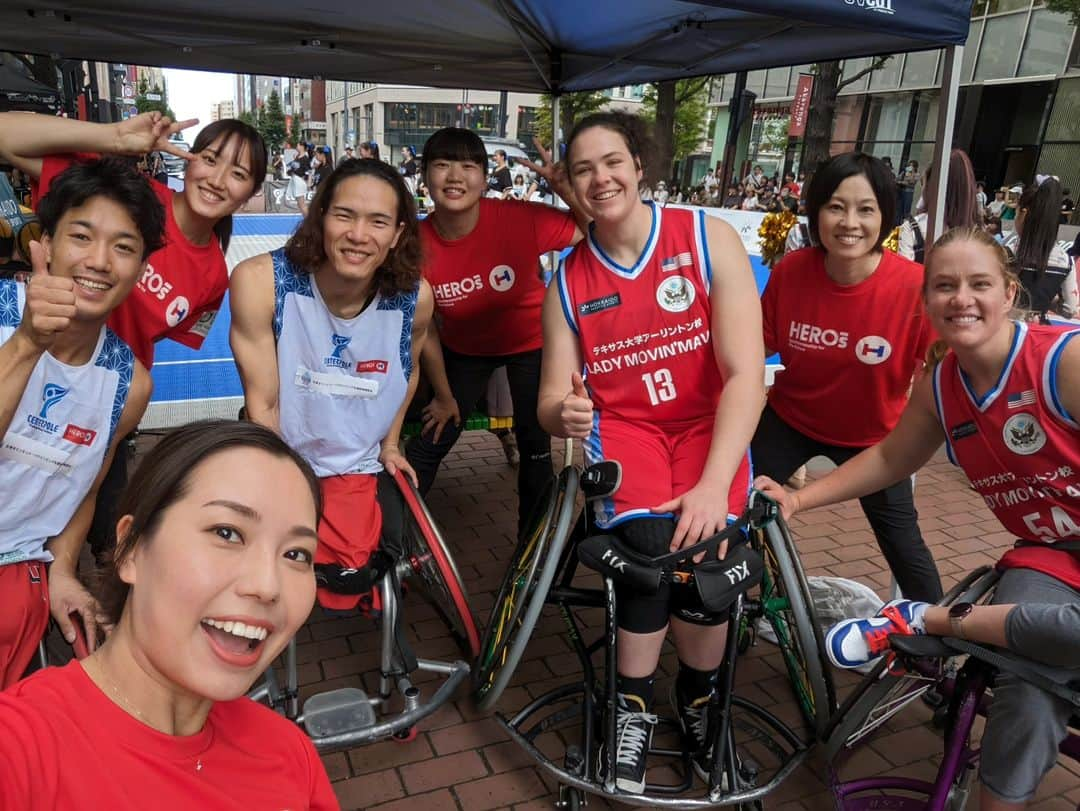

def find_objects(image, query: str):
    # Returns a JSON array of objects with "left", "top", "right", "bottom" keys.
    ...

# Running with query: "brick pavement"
[{"left": 98, "top": 430, "right": 1078, "bottom": 810}]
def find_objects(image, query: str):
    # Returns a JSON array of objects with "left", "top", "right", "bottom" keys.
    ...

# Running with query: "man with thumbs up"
[{"left": 0, "top": 158, "right": 162, "bottom": 687}]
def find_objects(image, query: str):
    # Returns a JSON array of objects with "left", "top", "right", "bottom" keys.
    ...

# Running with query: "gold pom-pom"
[
  {"left": 758, "top": 210, "right": 798, "bottom": 267},
  {"left": 882, "top": 225, "right": 901, "bottom": 254}
]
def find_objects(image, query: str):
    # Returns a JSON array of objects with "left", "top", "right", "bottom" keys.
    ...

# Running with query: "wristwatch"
[{"left": 948, "top": 602, "right": 974, "bottom": 639}]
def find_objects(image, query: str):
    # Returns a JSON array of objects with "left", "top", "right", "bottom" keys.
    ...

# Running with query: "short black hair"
[
  {"left": 805, "top": 152, "right": 896, "bottom": 250},
  {"left": 421, "top": 128, "right": 487, "bottom": 175},
  {"left": 37, "top": 157, "right": 166, "bottom": 260}
]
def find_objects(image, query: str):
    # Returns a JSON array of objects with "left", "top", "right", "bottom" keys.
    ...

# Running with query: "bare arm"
[
  {"left": 380, "top": 281, "right": 434, "bottom": 485},
  {"left": 537, "top": 280, "right": 592, "bottom": 438},
  {"left": 417, "top": 321, "right": 461, "bottom": 442},
  {"left": 0, "top": 331, "right": 44, "bottom": 438},
  {"left": 229, "top": 254, "right": 281, "bottom": 432},
  {"left": 1055, "top": 336, "right": 1080, "bottom": 421},
  {"left": 46, "top": 363, "right": 151, "bottom": 649},
  {"left": 0, "top": 111, "right": 197, "bottom": 179}
]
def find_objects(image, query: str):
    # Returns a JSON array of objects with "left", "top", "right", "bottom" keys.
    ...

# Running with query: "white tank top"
[
  {"left": 0, "top": 280, "right": 134, "bottom": 565},
  {"left": 272, "top": 249, "right": 416, "bottom": 477}
]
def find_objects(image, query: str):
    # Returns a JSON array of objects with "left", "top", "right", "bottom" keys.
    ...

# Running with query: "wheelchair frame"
[{"left": 473, "top": 465, "right": 828, "bottom": 808}]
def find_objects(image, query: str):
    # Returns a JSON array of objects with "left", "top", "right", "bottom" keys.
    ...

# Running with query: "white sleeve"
[{"left": 896, "top": 219, "right": 915, "bottom": 261}]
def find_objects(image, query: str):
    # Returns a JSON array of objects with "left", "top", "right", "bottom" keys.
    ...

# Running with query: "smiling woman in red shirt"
[{"left": 0, "top": 421, "right": 338, "bottom": 811}]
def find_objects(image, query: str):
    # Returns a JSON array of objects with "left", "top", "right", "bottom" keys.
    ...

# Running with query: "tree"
[
  {"left": 135, "top": 78, "right": 176, "bottom": 120},
  {"left": 289, "top": 112, "right": 304, "bottom": 149},
  {"left": 258, "top": 90, "right": 288, "bottom": 153},
  {"left": 641, "top": 78, "right": 711, "bottom": 185},
  {"left": 238, "top": 110, "right": 257, "bottom": 128},
  {"left": 534, "top": 90, "right": 607, "bottom": 146},
  {"left": 802, "top": 57, "right": 890, "bottom": 175},
  {"left": 1046, "top": 0, "right": 1080, "bottom": 27}
]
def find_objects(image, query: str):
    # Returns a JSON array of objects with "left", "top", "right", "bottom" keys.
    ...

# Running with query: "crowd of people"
[{"left": 0, "top": 107, "right": 1077, "bottom": 811}]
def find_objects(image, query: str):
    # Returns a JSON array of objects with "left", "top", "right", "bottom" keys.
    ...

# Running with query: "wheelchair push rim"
[
  {"left": 472, "top": 466, "right": 580, "bottom": 711},
  {"left": 392, "top": 468, "right": 481, "bottom": 658}
]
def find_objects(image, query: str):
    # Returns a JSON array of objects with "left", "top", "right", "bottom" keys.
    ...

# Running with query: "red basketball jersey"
[
  {"left": 932, "top": 322, "right": 1080, "bottom": 588},
  {"left": 557, "top": 204, "right": 722, "bottom": 424}
]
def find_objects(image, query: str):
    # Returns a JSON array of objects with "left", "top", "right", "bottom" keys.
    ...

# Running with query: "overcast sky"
[{"left": 163, "top": 68, "right": 236, "bottom": 141}]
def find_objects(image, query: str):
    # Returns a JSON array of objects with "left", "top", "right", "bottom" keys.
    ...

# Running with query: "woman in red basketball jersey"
[
  {"left": 757, "top": 227, "right": 1080, "bottom": 810},
  {"left": 539, "top": 112, "right": 764, "bottom": 793}
]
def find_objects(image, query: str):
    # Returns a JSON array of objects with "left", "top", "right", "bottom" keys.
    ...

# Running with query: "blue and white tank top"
[
  {"left": 0, "top": 280, "right": 134, "bottom": 565},
  {"left": 272, "top": 249, "right": 416, "bottom": 478}
]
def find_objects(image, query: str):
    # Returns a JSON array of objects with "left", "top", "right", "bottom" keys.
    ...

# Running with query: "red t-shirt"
[
  {"left": 35, "top": 155, "right": 228, "bottom": 369},
  {"left": 0, "top": 661, "right": 339, "bottom": 811},
  {"left": 420, "top": 198, "right": 576, "bottom": 356},
  {"left": 762, "top": 247, "right": 933, "bottom": 447},
  {"left": 933, "top": 322, "right": 1080, "bottom": 589}
]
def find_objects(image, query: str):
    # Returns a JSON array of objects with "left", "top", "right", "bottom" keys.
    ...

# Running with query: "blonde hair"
[{"left": 922, "top": 226, "right": 1021, "bottom": 367}]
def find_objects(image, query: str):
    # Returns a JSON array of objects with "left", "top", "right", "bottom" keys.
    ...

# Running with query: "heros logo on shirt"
[
  {"left": 579, "top": 293, "right": 621, "bottom": 316},
  {"left": 356, "top": 360, "right": 389, "bottom": 374},
  {"left": 63, "top": 424, "right": 97, "bottom": 446},
  {"left": 137, "top": 263, "right": 174, "bottom": 302},
  {"left": 433, "top": 274, "right": 484, "bottom": 303}
]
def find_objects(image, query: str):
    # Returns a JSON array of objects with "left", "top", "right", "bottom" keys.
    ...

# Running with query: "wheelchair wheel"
[
  {"left": 472, "top": 466, "right": 579, "bottom": 711},
  {"left": 393, "top": 469, "right": 481, "bottom": 658},
  {"left": 755, "top": 518, "right": 836, "bottom": 738}
]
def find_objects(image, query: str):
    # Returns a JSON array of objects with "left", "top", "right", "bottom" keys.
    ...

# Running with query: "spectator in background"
[
  {"left": 897, "top": 149, "right": 982, "bottom": 265},
  {"left": 1002, "top": 185, "right": 1021, "bottom": 222},
  {"left": 654, "top": 180, "right": 669, "bottom": 206},
  {"left": 702, "top": 167, "right": 718, "bottom": 198},
  {"left": 1061, "top": 187, "right": 1075, "bottom": 224},
  {"left": 311, "top": 145, "right": 333, "bottom": 190},
  {"left": 509, "top": 173, "right": 528, "bottom": 200},
  {"left": 988, "top": 187, "right": 1007, "bottom": 219},
  {"left": 744, "top": 164, "right": 765, "bottom": 192},
  {"left": 359, "top": 141, "right": 381, "bottom": 161},
  {"left": 343, "top": 145, "right": 354, "bottom": 161},
  {"left": 1004, "top": 176, "right": 1076, "bottom": 322},
  {"left": 781, "top": 171, "right": 800, "bottom": 198},
  {"left": 741, "top": 187, "right": 760, "bottom": 211},
  {"left": 723, "top": 185, "right": 741, "bottom": 208},
  {"left": 400, "top": 145, "right": 420, "bottom": 194},
  {"left": 896, "top": 158, "right": 919, "bottom": 222},
  {"left": 976, "top": 180, "right": 988, "bottom": 211},
  {"left": 487, "top": 148, "right": 512, "bottom": 197}
]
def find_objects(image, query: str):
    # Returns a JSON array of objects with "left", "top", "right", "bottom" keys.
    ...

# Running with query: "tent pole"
[
  {"left": 551, "top": 94, "right": 560, "bottom": 152},
  {"left": 926, "top": 44, "right": 962, "bottom": 248}
]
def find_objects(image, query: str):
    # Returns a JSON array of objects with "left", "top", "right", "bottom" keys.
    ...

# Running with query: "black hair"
[
  {"left": 805, "top": 151, "right": 897, "bottom": 250},
  {"left": 190, "top": 119, "right": 267, "bottom": 255},
  {"left": 565, "top": 111, "right": 658, "bottom": 187},
  {"left": 37, "top": 156, "right": 166, "bottom": 260},
  {"left": 95, "top": 420, "right": 322, "bottom": 626},
  {"left": 420, "top": 127, "right": 487, "bottom": 174},
  {"left": 1015, "top": 177, "right": 1065, "bottom": 276}
]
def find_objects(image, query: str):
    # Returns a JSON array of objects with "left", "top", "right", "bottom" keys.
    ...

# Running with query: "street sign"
[{"left": 145, "top": 93, "right": 162, "bottom": 101}]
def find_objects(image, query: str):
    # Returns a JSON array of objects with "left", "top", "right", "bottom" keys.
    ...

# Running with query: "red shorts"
[
  {"left": 316, "top": 474, "right": 383, "bottom": 612},
  {"left": 0, "top": 562, "right": 50, "bottom": 689},
  {"left": 585, "top": 416, "right": 751, "bottom": 529}
]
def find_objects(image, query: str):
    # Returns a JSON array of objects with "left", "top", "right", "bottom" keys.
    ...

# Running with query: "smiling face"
[
  {"left": 816, "top": 173, "right": 883, "bottom": 259},
  {"left": 321, "top": 174, "right": 405, "bottom": 283},
  {"left": 425, "top": 156, "right": 486, "bottom": 214},
  {"left": 182, "top": 134, "right": 257, "bottom": 222},
  {"left": 117, "top": 447, "right": 319, "bottom": 702},
  {"left": 42, "top": 195, "right": 147, "bottom": 323},
  {"left": 924, "top": 238, "right": 1017, "bottom": 351},
  {"left": 568, "top": 125, "right": 643, "bottom": 225}
]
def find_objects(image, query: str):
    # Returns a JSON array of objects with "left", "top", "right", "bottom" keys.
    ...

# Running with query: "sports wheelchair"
[
  {"left": 472, "top": 455, "right": 834, "bottom": 808},
  {"left": 823, "top": 564, "right": 1080, "bottom": 810},
  {"left": 249, "top": 468, "right": 480, "bottom": 752}
]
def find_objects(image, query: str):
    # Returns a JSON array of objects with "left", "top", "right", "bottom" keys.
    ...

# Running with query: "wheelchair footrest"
[{"left": 303, "top": 688, "right": 377, "bottom": 738}]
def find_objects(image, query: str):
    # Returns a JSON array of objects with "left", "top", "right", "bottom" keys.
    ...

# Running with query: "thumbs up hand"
[
  {"left": 18, "top": 241, "right": 77, "bottom": 352},
  {"left": 560, "top": 371, "right": 593, "bottom": 439}
]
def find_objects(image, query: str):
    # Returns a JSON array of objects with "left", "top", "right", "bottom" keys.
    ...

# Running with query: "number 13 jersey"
[{"left": 556, "top": 203, "right": 722, "bottom": 424}]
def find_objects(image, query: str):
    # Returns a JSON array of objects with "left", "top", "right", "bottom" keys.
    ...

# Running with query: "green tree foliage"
[
  {"left": 258, "top": 90, "right": 288, "bottom": 153},
  {"left": 641, "top": 78, "right": 710, "bottom": 163},
  {"left": 135, "top": 78, "right": 176, "bottom": 120},
  {"left": 238, "top": 110, "right": 257, "bottom": 128},
  {"left": 289, "top": 111, "right": 304, "bottom": 149},
  {"left": 534, "top": 90, "right": 607, "bottom": 145},
  {"left": 1046, "top": 0, "right": 1080, "bottom": 27}
]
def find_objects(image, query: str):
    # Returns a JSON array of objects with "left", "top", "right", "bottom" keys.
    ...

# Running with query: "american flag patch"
[
  {"left": 1007, "top": 390, "right": 1037, "bottom": 409},
  {"left": 661, "top": 253, "right": 694, "bottom": 272}
]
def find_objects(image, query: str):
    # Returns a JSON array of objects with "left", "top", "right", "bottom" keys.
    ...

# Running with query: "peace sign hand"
[{"left": 113, "top": 112, "right": 198, "bottom": 161}]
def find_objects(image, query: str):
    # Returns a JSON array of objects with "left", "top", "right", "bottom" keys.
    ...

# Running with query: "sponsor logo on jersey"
[
  {"left": 1003, "top": 413, "right": 1047, "bottom": 456},
  {"left": 356, "top": 359, "right": 389, "bottom": 374},
  {"left": 324, "top": 334, "right": 352, "bottom": 369},
  {"left": 433, "top": 274, "right": 484, "bottom": 304},
  {"left": 579, "top": 293, "right": 621, "bottom": 316},
  {"left": 489, "top": 265, "right": 515, "bottom": 292},
  {"left": 949, "top": 421, "right": 978, "bottom": 442},
  {"left": 788, "top": 321, "right": 849, "bottom": 350},
  {"left": 1007, "top": 389, "right": 1037, "bottom": 409},
  {"left": 656, "top": 276, "right": 695, "bottom": 313},
  {"left": 189, "top": 309, "right": 218, "bottom": 339},
  {"left": 855, "top": 335, "right": 892, "bottom": 365},
  {"left": 165, "top": 295, "right": 190, "bottom": 327},
  {"left": 138, "top": 263, "right": 174, "bottom": 301},
  {"left": 27, "top": 383, "right": 69, "bottom": 434},
  {"left": 63, "top": 424, "right": 98, "bottom": 446}
]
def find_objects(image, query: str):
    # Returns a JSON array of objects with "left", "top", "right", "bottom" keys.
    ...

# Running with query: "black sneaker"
[
  {"left": 600, "top": 693, "right": 657, "bottom": 794},
  {"left": 671, "top": 683, "right": 715, "bottom": 782}
]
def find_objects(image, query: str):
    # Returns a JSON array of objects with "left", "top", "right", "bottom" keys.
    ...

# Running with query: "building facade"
[{"left": 210, "top": 99, "right": 235, "bottom": 121}]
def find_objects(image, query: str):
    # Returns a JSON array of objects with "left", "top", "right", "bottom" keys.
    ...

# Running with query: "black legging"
[
  {"left": 405, "top": 346, "right": 553, "bottom": 536},
  {"left": 751, "top": 404, "right": 943, "bottom": 603}
]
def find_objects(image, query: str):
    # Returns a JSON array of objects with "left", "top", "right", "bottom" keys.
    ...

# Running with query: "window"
[
  {"left": 961, "top": 20, "right": 983, "bottom": 81},
  {"left": 1018, "top": 8, "right": 1072, "bottom": 76},
  {"left": 902, "top": 50, "right": 939, "bottom": 88},
  {"left": 1045, "top": 77, "right": 1080, "bottom": 141},
  {"left": 868, "top": 55, "right": 902, "bottom": 90},
  {"left": 746, "top": 70, "right": 767, "bottom": 98},
  {"left": 985, "top": 0, "right": 1030, "bottom": 13},
  {"left": 765, "top": 67, "right": 790, "bottom": 99},
  {"left": 516, "top": 106, "right": 538, "bottom": 140},
  {"left": 973, "top": 12, "right": 1027, "bottom": 80},
  {"left": 839, "top": 58, "right": 872, "bottom": 94}
]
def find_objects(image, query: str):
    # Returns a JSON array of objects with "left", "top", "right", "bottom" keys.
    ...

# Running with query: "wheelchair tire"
[
  {"left": 393, "top": 469, "right": 481, "bottom": 658},
  {"left": 472, "top": 466, "right": 579, "bottom": 711},
  {"left": 756, "top": 518, "right": 836, "bottom": 739}
]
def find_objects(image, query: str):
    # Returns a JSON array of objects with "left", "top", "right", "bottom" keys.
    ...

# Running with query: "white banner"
[{"left": 667, "top": 204, "right": 807, "bottom": 258}]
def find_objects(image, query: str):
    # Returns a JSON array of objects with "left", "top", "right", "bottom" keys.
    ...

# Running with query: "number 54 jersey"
[{"left": 556, "top": 203, "right": 722, "bottom": 424}]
